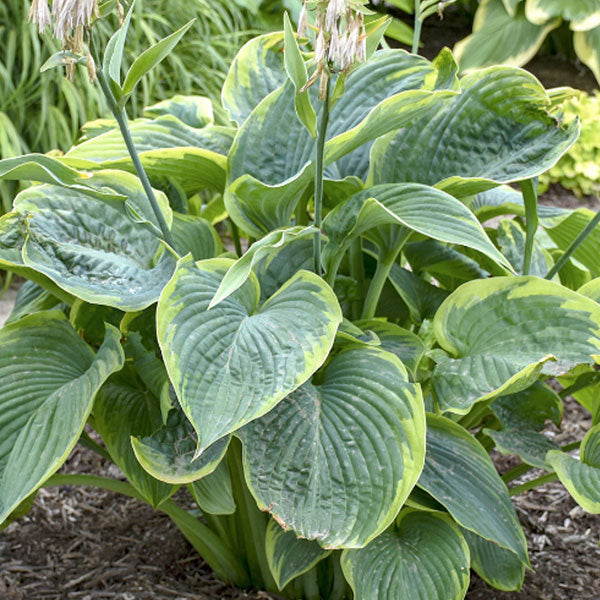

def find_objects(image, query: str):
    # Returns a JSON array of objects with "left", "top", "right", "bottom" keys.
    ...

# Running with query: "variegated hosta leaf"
[
  {"left": 454, "top": 0, "right": 560, "bottom": 72},
  {"left": 0, "top": 312, "right": 124, "bottom": 524},
  {"left": 547, "top": 424, "right": 600, "bottom": 513},
  {"left": 486, "top": 381, "right": 563, "bottom": 469},
  {"left": 240, "top": 347, "right": 426, "bottom": 548},
  {"left": 525, "top": 0, "right": 600, "bottom": 31},
  {"left": 354, "top": 319, "right": 425, "bottom": 378},
  {"left": 0, "top": 213, "right": 74, "bottom": 304},
  {"left": 65, "top": 115, "right": 233, "bottom": 195},
  {"left": 188, "top": 459, "right": 236, "bottom": 515},
  {"left": 131, "top": 407, "right": 230, "bottom": 485},
  {"left": 418, "top": 415, "right": 528, "bottom": 564},
  {"left": 540, "top": 208, "right": 600, "bottom": 278},
  {"left": 12, "top": 172, "right": 175, "bottom": 312},
  {"left": 209, "top": 226, "right": 317, "bottom": 308},
  {"left": 265, "top": 519, "right": 331, "bottom": 590},
  {"left": 93, "top": 383, "right": 177, "bottom": 507},
  {"left": 226, "top": 50, "right": 457, "bottom": 237},
  {"left": 579, "top": 277, "right": 600, "bottom": 302},
  {"left": 143, "top": 95, "right": 214, "bottom": 128},
  {"left": 157, "top": 256, "right": 341, "bottom": 453},
  {"left": 462, "top": 528, "right": 525, "bottom": 592},
  {"left": 369, "top": 65, "right": 578, "bottom": 198},
  {"left": 322, "top": 183, "right": 512, "bottom": 273},
  {"left": 341, "top": 511, "right": 470, "bottom": 600},
  {"left": 433, "top": 277, "right": 600, "bottom": 414},
  {"left": 0, "top": 154, "right": 125, "bottom": 201},
  {"left": 574, "top": 26, "right": 600, "bottom": 83},
  {"left": 221, "top": 32, "right": 286, "bottom": 126}
]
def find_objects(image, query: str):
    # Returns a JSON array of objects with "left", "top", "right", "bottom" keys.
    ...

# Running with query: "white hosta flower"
[{"left": 28, "top": 0, "right": 52, "bottom": 33}]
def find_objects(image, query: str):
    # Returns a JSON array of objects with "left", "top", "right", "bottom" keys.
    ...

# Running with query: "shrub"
[
  {"left": 1, "top": 2, "right": 600, "bottom": 598},
  {"left": 541, "top": 90, "right": 600, "bottom": 198}
]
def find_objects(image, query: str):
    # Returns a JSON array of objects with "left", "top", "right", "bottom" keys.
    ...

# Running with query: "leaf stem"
[
  {"left": 313, "top": 79, "right": 331, "bottom": 276},
  {"left": 227, "top": 440, "right": 277, "bottom": 591},
  {"left": 349, "top": 238, "right": 365, "bottom": 320},
  {"left": 44, "top": 473, "right": 249, "bottom": 585},
  {"left": 545, "top": 207, "right": 600, "bottom": 280},
  {"left": 509, "top": 473, "right": 558, "bottom": 497},
  {"left": 229, "top": 217, "right": 243, "bottom": 257},
  {"left": 361, "top": 247, "right": 401, "bottom": 319},
  {"left": 520, "top": 178, "right": 538, "bottom": 276},
  {"left": 411, "top": 3, "right": 423, "bottom": 54},
  {"left": 79, "top": 431, "right": 113, "bottom": 462},
  {"left": 96, "top": 68, "right": 177, "bottom": 251}
]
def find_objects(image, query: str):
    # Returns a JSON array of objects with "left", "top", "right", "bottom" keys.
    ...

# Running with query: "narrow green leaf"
[{"left": 121, "top": 20, "right": 196, "bottom": 98}]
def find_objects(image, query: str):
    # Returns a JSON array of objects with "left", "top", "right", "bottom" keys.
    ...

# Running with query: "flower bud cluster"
[
  {"left": 299, "top": 0, "right": 368, "bottom": 99},
  {"left": 28, "top": 0, "right": 104, "bottom": 79}
]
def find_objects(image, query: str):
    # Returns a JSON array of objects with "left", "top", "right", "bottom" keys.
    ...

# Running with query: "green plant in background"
[
  {"left": 3, "top": 1, "right": 600, "bottom": 599},
  {"left": 541, "top": 91, "right": 600, "bottom": 198},
  {"left": 0, "top": 0, "right": 269, "bottom": 214},
  {"left": 454, "top": 0, "right": 600, "bottom": 83}
]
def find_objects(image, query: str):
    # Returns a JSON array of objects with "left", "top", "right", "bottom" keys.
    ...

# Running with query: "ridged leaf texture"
[
  {"left": 0, "top": 312, "right": 124, "bottom": 524},
  {"left": 240, "top": 347, "right": 426, "bottom": 548},
  {"left": 157, "top": 256, "right": 341, "bottom": 453}
]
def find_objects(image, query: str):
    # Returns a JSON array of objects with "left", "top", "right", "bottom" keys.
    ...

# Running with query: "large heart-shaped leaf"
[
  {"left": 418, "top": 415, "right": 528, "bottom": 564},
  {"left": 240, "top": 347, "right": 425, "bottom": 548},
  {"left": 0, "top": 312, "right": 124, "bottom": 524},
  {"left": 265, "top": 519, "right": 331, "bottom": 590},
  {"left": 12, "top": 172, "right": 175, "bottom": 311},
  {"left": 341, "top": 511, "right": 470, "bottom": 600},
  {"left": 547, "top": 424, "right": 600, "bottom": 513},
  {"left": 369, "top": 64, "right": 578, "bottom": 198},
  {"left": 433, "top": 276, "right": 600, "bottom": 414},
  {"left": 157, "top": 256, "right": 341, "bottom": 453},
  {"left": 454, "top": 0, "right": 560, "bottom": 72},
  {"left": 93, "top": 382, "right": 177, "bottom": 507},
  {"left": 226, "top": 50, "right": 456, "bottom": 237}
]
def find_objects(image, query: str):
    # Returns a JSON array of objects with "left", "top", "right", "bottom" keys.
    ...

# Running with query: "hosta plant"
[
  {"left": 1, "top": 2, "right": 600, "bottom": 599},
  {"left": 454, "top": 0, "right": 600, "bottom": 84}
]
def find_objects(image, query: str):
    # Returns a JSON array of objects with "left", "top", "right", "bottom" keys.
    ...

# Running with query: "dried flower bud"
[
  {"left": 299, "top": 0, "right": 368, "bottom": 100},
  {"left": 28, "top": 0, "right": 52, "bottom": 33},
  {"left": 297, "top": 1, "right": 308, "bottom": 37},
  {"left": 52, "top": 0, "right": 98, "bottom": 44}
]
